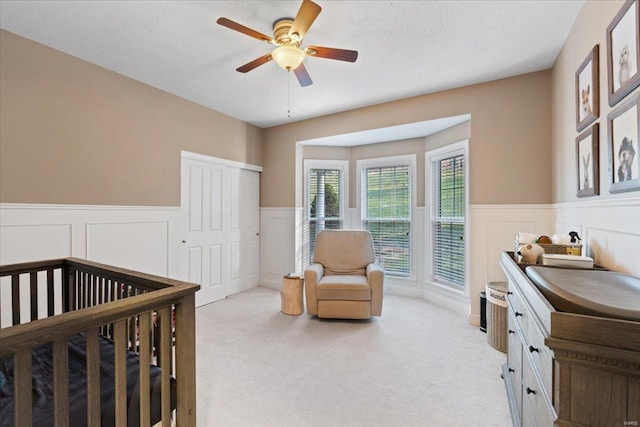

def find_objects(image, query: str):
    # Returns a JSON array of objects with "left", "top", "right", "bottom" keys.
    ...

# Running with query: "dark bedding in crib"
[{"left": 0, "top": 333, "right": 176, "bottom": 427}]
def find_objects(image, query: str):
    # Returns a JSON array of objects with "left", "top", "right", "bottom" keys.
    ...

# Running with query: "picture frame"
[
  {"left": 608, "top": 92, "right": 640, "bottom": 193},
  {"left": 606, "top": 0, "right": 640, "bottom": 107},
  {"left": 576, "top": 123, "right": 600, "bottom": 197},
  {"left": 576, "top": 45, "right": 600, "bottom": 131}
]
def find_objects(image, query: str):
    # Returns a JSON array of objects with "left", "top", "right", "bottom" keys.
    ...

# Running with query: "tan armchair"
[{"left": 304, "top": 230, "right": 384, "bottom": 319}]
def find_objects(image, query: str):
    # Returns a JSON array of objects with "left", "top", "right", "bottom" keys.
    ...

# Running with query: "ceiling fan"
[{"left": 216, "top": 0, "right": 358, "bottom": 87}]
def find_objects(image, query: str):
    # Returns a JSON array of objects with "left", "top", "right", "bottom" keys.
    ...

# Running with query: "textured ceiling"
[{"left": 0, "top": 1, "right": 584, "bottom": 128}]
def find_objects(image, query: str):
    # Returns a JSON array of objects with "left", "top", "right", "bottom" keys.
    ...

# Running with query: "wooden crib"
[{"left": 0, "top": 258, "right": 199, "bottom": 426}]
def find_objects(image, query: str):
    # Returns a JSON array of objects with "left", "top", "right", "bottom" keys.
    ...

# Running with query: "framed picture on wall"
[
  {"left": 576, "top": 45, "right": 599, "bottom": 131},
  {"left": 606, "top": 0, "right": 640, "bottom": 106},
  {"left": 576, "top": 123, "right": 600, "bottom": 197},
  {"left": 608, "top": 92, "right": 640, "bottom": 193}
]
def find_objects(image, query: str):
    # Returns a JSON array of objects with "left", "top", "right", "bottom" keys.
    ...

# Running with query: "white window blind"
[
  {"left": 363, "top": 165, "right": 411, "bottom": 276},
  {"left": 432, "top": 154, "right": 465, "bottom": 287},
  {"left": 308, "top": 168, "right": 343, "bottom": 261}
]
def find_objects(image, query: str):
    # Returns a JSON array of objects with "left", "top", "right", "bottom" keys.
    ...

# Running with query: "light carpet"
[{"left": 195, "top": 287, "right": 511, "bottom": 427}]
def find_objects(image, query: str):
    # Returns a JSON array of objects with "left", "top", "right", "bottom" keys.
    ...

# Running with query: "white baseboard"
[
  {"left": 259, "top": 278, "right": 282, "bottom": 290},
  {"left": 423, "top": 281, "right": 470, "bottom": 317},
  {"left": 468, "top": 313, "right": 480, "bottom": 327}
]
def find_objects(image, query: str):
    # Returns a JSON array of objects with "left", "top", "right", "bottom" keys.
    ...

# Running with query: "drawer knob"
[
  {"left": 508, "top": 329, "right": 515, "bottom": 335},
  {"left": 526, "top": 387, "right": 536, "bottom": 395},
  {"left": 515, "top": 312, "right": 523, "bottom": 317},
  {"left": 529, "top": 345, "right": 540, "bottom": 353}
]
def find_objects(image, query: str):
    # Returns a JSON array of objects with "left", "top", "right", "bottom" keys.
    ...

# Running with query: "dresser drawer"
[
  {"left": 507, "top": 312, "right": 523, "bottom": 418},
  {"left": 507, "top": 283, "right": 530, "bottom": 336},
  {"left": 521, "top": 313, "right": 553, "bottom": 396},
  {"left": 522, "top": 354, "right": 555, "bottom": 427}
]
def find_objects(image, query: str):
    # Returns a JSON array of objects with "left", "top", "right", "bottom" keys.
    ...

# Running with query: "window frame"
[
  {"left": 303, "top": 159, "right": 349, "bottom": 266},
  {"left": 357, "top": 154, "right": 417, "bottom": 279},
  {"left": 425, "top": 140, "right": 469, "bottom": 293}
]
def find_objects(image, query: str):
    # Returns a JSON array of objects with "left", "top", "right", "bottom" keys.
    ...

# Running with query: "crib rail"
[{"left": 0, "top": 258, "right": 199, "bottom": 427}]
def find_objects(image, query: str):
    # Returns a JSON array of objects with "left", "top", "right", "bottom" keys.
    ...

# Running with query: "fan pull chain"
[{"left": 287, "top": 70, "right": 292, "bottom": 119}]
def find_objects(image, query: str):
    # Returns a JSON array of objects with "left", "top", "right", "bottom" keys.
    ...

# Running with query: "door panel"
[
  {"left": 181, "top": 156, "right": 260, "bottom": 307},
  {"left": 210, "top": 169, "right": 223, "bottom": 231},
  {"left": 187, "top": 247, "right": 202, "bottom": 284},
  {"left": 189, "top": 166, "right": 203, "bottom": 232},
  {"left": 208, "top": 244, "right": 222, "bottom": 286}
]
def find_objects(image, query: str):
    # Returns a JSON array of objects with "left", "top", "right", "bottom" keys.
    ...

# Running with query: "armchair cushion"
[
  {"left": 313, "top": 230, "right": 375, "bottom": 276},
  {"left": 317, "top": 275, "right": 371, "bottom": 301}
]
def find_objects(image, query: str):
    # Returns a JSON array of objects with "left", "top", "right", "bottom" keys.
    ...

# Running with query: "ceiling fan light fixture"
[{"left": 272, "top": 45, "right": 305, "bottom": 70}]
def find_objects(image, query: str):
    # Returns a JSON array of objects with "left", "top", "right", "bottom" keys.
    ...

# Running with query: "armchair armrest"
[
  {"left": 304, "top": 263, "right": 324, "bottom": 315},
  {"left": 366, "top": 263, "right": 385, "bottom": 316}
]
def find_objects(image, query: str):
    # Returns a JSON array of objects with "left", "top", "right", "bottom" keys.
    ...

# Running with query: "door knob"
[{"left": 181, "top": 240, "right": 187, "bottom": 244}]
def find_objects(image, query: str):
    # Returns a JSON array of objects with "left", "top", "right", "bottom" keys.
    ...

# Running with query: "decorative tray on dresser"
[{"left": 500, "top": 252, "right": 640, "bottom": 427}]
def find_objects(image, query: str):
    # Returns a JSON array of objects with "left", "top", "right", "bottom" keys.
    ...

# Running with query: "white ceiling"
[{"left": 0, "top": 1, "right": 584, "bottom": 129}]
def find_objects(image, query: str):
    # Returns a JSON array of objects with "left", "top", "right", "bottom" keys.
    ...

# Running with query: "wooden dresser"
[{"left": 500, "top": 252, "right": 640, "bottom": 427}]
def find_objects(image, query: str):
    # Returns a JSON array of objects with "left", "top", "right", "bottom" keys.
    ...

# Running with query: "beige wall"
[
  {"left": 551, "top": 0, "right": 635, "bottom": 203},
  {"left": 0, "top": 30, "right": 263, "bottom": 206},
  {"left": 263, "top": 70, "right": 552, "bottom": 207}
]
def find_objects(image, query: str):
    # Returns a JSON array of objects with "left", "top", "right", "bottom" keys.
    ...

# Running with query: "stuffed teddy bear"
[{"left": 518, "top": 243, "right": 544, "bottom": 264}]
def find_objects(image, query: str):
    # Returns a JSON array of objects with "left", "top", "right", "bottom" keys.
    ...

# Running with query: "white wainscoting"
[
  {"left": 468, "top": 204, "right": 554, "bottom": 325},
  {"left": 259, "top": 208, "right": 297, "bottom": 289},
  {"left": 2, "top": 198, "right": 636, "bottom": 325},
  {"left": 554, "top": 196, "right": 640, "bottom": 277},
  {"left": 0, "top": 203, "right": 181, "bottom": 277}
]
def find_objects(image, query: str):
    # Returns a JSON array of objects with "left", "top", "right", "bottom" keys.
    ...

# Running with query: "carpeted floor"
[{"left": 195, "top": 287, "right": 512, "bottom": 427}]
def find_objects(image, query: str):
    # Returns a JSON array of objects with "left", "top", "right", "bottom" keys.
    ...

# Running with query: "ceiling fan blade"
[
  {"left": 236, "top": 53, "right": 273, "bottom": 73},
  {"left": 306, "top": 45, "right": 358, "bottom": 62},
  {"left": 294, "top": 63, "right": 313, "bottom": 87},
  {"left": 217, "top": 17, "right": 275, "bottom": 44},
  {"left": 289, "top": 0, "right": 322, "bottom": 42}
]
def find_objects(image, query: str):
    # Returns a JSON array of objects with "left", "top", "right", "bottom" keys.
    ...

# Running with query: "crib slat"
[
  {"left": 47, "top": 269, "right": 55, "bottom": 317},
  {"left": 86, "top": 274, "right": 92, "bottom": 308},
  {"left": 62, "top": 268, "right": 72, "bottom": 312},
  {"left": 30, "top": 272, "right": 38, "bottom": 321},
  {"left": 11, "top": 274, "right": 20, "bottom": 326},
  {"left": 83, "top": 272, "right": 89, "bottom": 309},
  {"left": 98, "top": 277, "right": 104, "bottom": 305},
  {"left": 76, "top": 271, "right": 82, "bottom": 310},
  {"left": 129, "top": 314, "right": 137, "bottom": 351},
  {"left": 53, "top": 337, "right": 69, "bottom": 427},
  {"left": 159, "top": 306, "right": 172, "bottom": 426},
  {"left": 69, "top": 270, "right": 76, "bottom": 311},
  {"left": 114, "top": 319, "right": 127, "bottom": 427},
  {"left": 139, "top": 311, "right": 152, "bottom": 427},
  {"left": 86, "top": 328, "right": 101, "bottom": 426},
  {"left": 14, "top": 349, "right": 32, "bottom": 426}
]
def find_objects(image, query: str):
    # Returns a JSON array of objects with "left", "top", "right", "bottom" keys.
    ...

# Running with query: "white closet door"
[{"left": 180, "top": 156, "right": 260, "bottom": 307}]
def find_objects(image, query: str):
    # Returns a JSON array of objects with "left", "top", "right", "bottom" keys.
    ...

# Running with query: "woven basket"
[
  {"left": 539, "top": 243, "right": 582, "bottom": 255},
  {"left": 486, "top": 282, "right": 507, "bottom": 353}
]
